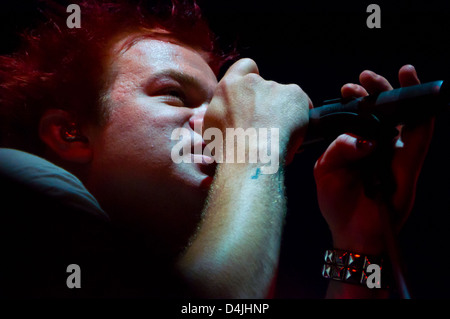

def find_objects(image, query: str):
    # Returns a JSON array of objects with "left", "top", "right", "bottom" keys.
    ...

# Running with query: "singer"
[{"left": 0, "top": 0, "right": 434, "bottom": 299}]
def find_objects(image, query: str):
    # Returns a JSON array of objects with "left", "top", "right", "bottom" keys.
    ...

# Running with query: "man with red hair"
[{"left": 0, "top": 0, "right": 432, "bottom": 298}]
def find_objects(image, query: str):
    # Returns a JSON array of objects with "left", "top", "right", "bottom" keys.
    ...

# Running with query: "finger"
[
  {"left": 205, "top": 58, "right": 260, "bottom": 133},
  {"left": 314, "top": 134, "right": 376, "bottom": 177},
  {"left": 341, "top": 83, "right": 369, "bottom": 98},
  {"left": 359, "top": 70, "right": 393, "bottom": 93},
  {"left": 398, "top": 64, "right": 420, "bottom": 87},
  {"left": 392, "top": 64, "right": 433, "bottom": 175},
  {"left": 221, "top": 58, "right": 260, "bottom": 79}
]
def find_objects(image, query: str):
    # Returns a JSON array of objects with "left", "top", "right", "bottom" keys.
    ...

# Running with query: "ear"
[{"left": 39, "top": 109, "right": 93, "bottom": 164}]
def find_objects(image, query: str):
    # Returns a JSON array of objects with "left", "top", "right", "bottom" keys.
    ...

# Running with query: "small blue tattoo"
[{"left": 251, "top": 167, "right": 261, "bottom": 179}]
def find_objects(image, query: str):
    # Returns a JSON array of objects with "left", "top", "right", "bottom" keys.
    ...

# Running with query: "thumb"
[{"left": 314, "top": 134, "right": 376, "bottom": 177}]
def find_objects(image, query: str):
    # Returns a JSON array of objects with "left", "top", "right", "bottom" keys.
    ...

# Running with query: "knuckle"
[
  {"left": 286, "top": 83, "right": 304, "bottom": 96},
  {"left": 263, "top": 79, "right": 278, "bottom": 88},
  {"left": 242, "top": 72, "right": 262, "bottom": 84},
  {"left": 218, "top": 77, "right": 233, "bottom": 89},
  {"left": 219, "top": 71, "right": 261, "bottom": 88},
  {"left": 238, "top": 57, "right": 258, "bottom": 69},
  {"left": 285, "top": 84, "right": 309, "bottom": 106}
]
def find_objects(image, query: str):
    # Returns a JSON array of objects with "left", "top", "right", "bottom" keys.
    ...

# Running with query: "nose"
[{"left": 189, "top": 103, "right": 207, "bottom": 134}]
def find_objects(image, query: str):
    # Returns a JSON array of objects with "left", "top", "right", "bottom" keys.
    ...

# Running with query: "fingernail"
[
  {"left": 356, "top": 138, "right": 373, "bottom": 149},
  {"left": 364, "top": 70, "right": 376, "bottom": 77}
]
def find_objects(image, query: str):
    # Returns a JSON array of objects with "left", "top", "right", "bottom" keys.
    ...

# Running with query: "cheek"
[{"left": 100, "top": 103, "right": 189, "bottom": 166}]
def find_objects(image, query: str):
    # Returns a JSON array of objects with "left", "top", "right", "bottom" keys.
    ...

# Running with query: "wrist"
[
  {"left": 332, "top": 234, "right": 385, "bottom": 256},
  {"left": 215, "top": 140, "right": 285, "bottom": 176},
  {"left": 322, "top": 248, "right": 391, "bottom": 290}
]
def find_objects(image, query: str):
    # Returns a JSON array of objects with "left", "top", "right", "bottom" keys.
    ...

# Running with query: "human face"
[{"left": 85, "top": 38, "right": 218, "bottom": 252}]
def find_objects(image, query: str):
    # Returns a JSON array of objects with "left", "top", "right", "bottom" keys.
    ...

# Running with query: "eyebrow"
[{"left": 152, "top": 70, "right": 198, "bottom": 86}]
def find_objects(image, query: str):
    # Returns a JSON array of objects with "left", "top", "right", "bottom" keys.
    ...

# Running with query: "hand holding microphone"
[
  {"left": 313, "top": 65, "right": 440, "bottom": 298},
  {"left": 302, "top": 78, "right": 448, "bottom": 149},
  {"left": 314, "top": 65, "right": 436, "bottom": 258}
]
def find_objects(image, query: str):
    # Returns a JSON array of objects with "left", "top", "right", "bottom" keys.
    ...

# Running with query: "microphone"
[{"left": 302, "top": 80, "right": 450, "bottom": 149}]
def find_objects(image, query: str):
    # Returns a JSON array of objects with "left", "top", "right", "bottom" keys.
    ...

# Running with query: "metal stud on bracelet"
[{"left": 322, "top": 249, "right": 389, "bottom": 288}]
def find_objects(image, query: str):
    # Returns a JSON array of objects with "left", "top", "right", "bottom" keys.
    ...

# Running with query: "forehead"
[{"left": 110, "top": 37, "right": 217, "bottom": 84}]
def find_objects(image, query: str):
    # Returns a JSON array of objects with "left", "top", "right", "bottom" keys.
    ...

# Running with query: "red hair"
[{"left": 0, "top": 0, "right": 235, "bottom": 154}]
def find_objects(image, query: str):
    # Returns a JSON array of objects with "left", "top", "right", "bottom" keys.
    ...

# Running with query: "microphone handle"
[{"left": 301, "top": 80, "right": 450, "bottom": 149}]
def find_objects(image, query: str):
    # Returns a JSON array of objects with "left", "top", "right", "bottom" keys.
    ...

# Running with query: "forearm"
[{"left": 176, "top": 162, "right": 286, "bottom": 298}]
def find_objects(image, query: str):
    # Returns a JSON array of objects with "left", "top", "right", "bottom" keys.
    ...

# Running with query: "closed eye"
[{"left": 156, "top": 87, "right": 187, "bottom": 106}]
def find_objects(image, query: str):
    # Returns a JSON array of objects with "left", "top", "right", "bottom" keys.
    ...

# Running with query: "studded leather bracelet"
[{"left": 322, "top": 249, "right": 391, "bottom": 289}]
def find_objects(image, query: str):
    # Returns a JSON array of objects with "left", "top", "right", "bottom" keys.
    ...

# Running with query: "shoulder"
[
  {"left": 0, "top": 147, "right": 108, "bottom": 221},
  {"left": 0, "top": 148, "right": 113, "bottom": 297}
]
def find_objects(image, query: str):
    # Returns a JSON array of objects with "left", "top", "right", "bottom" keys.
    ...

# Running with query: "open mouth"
[
  {"left": 191, "top": 140, "right": 217, "bottom": 177},
  {"left": 199, "top": 158, "right": 217, "bottom": 177}
]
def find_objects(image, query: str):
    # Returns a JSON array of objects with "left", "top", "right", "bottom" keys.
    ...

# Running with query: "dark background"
[{"left": 1, "top": 0, "right": 450, "bottom": 298}]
